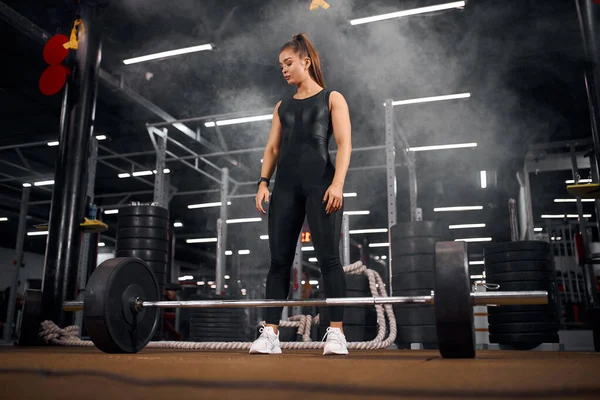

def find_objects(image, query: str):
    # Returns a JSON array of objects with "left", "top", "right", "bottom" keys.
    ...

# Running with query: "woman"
[{"left": 250, "top": 33, "right": 352, "bottom": 356}]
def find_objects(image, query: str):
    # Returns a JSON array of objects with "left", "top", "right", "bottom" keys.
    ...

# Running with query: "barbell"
[{"left": 63, "top": 241, "right": 550, "bottom": 358}]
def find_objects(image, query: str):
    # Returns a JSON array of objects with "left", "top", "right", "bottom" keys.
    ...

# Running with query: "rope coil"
[{"left": 38, "top": 261, "right": 397, "bottom": 351}]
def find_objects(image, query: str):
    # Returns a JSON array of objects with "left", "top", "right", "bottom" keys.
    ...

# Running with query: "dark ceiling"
[{"left": 0, "top": 0, "right": 595, "bottom": 277}]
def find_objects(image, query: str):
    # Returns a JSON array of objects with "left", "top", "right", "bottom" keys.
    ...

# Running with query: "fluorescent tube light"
[
  {"left": 309, "top": 257, "right": 318, "bottom": 262},
  {"left": 47, "top": 141, "right": 59, "bottom": 147},
  {"left": 455, "top": 237, "right": 492, "bottom": 242},
  {"left": 369, "top": 242, "right": 390, "bottom": 248},
  {"left": 343, "top": 192, "right": 357, "bottom": 197},
  {"left": 409, "top": 143, "right": 477, "bottom": 152},
  {"left": 226, "top": 217, "right": 262, "bottom": 224},
  {"left": 104, "top": 209, "right": 119, "bottom": 215},
  {"left": 449, "top": 223, "right": 486, "bottom": 229},
  {"left": 27, "top": 231, "right": 48, "bottom": 236},
  {"left": 238, "top": 249, "right": 251, "bottom": 255},
  {"left": 34, "top": 180, "right": 54, "bottom": 186},
  {"left": 351, "top": 1, "right": 466, "bottom": 25},
  {"left": 205, "top": 114, "right": 272, "bottom": 127},
  {"left": 390, "top": 92, "right": 471, "bottom": 106},
  {"left": 302, "top": 246, "right": 314, "bottom": 251},
  {"left": 173, "top": 222, "right": 183, "bottom": 227},
  {"left": 260, "top": 235, "right": 269, "bottom": 240},
  {"left": 349, "top": 228, "right": 388, "bottom": 234},
  {"left": 188, "top": 201, "right": 231, "bottom": 209},
  {"left": 123, "top": 44, "right": 213, "bottom": 65},
  {"left": 434, "top": 206, "right": 483, "bottom": 212},
  {"left": 344, "top": 210, "right": 370, "bottom": 215},
  {"left": 554, "top": 198, "right": 595, "bottom": 203},
  {"left": 186, "top": 237, "right": 218, "bottom": 244},
  {"left": 480, "top": 170, "right": 487, "bottom": 189}
]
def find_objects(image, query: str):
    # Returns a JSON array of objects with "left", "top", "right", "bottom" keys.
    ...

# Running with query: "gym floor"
[{"left": 0, "top": 347, "right": 599, "bottom": 399}]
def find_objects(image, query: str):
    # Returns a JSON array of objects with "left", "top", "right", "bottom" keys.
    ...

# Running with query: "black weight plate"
[
  {"left": 485, "top": 250, "right": 553, "bottom": 265},
  {"left": 391, "top": 221, "right": 450, "bottom": 239},
  {"left": 346, "top": 289, "right": 370, "bottom": 297},
  {"left": 119, "top": 205, "right": 169, "bottom": 219},
  {"left": 485, "top": 261, "right": 554, "bottom": 275},
  {"left": 484, "top": 241, "right": 551, "bottom": 256},
  {"left": 392, "top": 272, "right": 435, "bottom": 291},
  {"left": 392, "top": 289, "right": 433, "bottom": 296},
  {"left": 115, "top": 249, "right": 169, "bottom": 263},
  {"left": 345, "top": 274, "right": 370, "bottom": 291},
  {"left": 154, "top": 273, "right": 167, "bottom": 285},
  {"left": 434, "top": 241, "right": 475, "bottom": 359},
  {"left": 485, "top": 271, "right": 555, "bottom": 283},
  {"left": 17, "top": 289, "right": 42, "bottom": 346},
  {"left": 117, "top": 227, "right": 169, "bottom": 240},
  {"left": 117, "top": 238, "right": 169, "bottom": 252},
  {"left": 147, "top": 261, "right": 167, "bottom": 275},
  {"left": 395, "top": 324, "right": 438, "bottom": 343},
  {"left": 488, "top": 322, "right": 559, "bottom": 335},
  {"left": 489, "top": 332, "right": 559, "bottom": 344},
  {"left": 83, "top": 257, "right": 160, "bottom": 353},
  {"left": 488, "top": 311, "right": 559, "bottom": 324},
  {"left": 391, "top": 254, "right": 435, "bottom": 274},
  {"left": 118, "top": 216, "right": 170, "bottom": 229},
  {"left": 488, "top": 305, "right": 554, "bottom": 314},
  {"left": 394, "top": 305, "right": 436, "bottom": 326},
  {"left": 319, "top": 306, "right": 377, "bottom": 326},
  {"left": 317, "top": 325, "right": 378, "bottom": 342},
  {"left": 393, "top": 237, "right": 441, "bottom": 256},
  {"left": 491, "top": 281, "right": 555, "bottom": 292}
]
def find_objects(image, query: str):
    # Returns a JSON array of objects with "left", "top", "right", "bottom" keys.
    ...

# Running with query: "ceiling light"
[
  {"left": 238, "top": 249, "right": 251, "bottom": 255},
  {"left": 389, "top": 92, "right": 471, "bottom": 107},
  {"left": 132, "top": 170, "right": 153, "bottom": 177},
  {"left": 480, "top": 171, "right": 487, "bottom": 189},
  {"left": 260, "top": 235, "right": 269, "bottom": 240},
  {"left": 118, "top": 173, "right": 131, "bottom": 179},
  {"left": 123, "top": 43, "right": 213, "bottom": 65},
  {"left": 98, "top": 242, "right": 106, "bottom": 247},
  {"left": 351, "top": 1, "right": 465, "bottom": 25},
  {"left": 152, "top": 169, "right": 171, "bottom": 174},
  {"left": 554, "top": 198, "right": 595, "bottom": 203},
  {"left": 27, "top": 231, "right": 48, "bottom": 236},
  {"left": 302, "top": 246, "right": 314, "bottom": 251},
  {"left": 434, "top": 206, "right": 483, "bottom": 212},
  {"left": 551, "top": 237, "right": 562, "bottom": 241},
  {"left": 541, "top": 214, "right": 592, "bottom": 219},
  {"left": 205, "top": 114, "right": 272, "bottom": 127},
  {"left": 22, "top": 183, "right": 32, "bottom": 187},
  {"left": 225, "top": 250, "right": 233, "bottom": 255},
  {"left": 534, "top": 227, "right": 543, "bottom": 232},
  {"left": 47, "top": 141, "right": 59, "bottom": 147},
  {"left": 349, "top": 228, "right": 388, "bottom": 234},
  {"left": 309, "top": 257, "right": 318, "bottom": 262},
  {"left": 186, "top": 237, "right": 218, "bottom": 244},
  {"left": 173, "top": 222, "right": 183, "bottom": 227},
  {"left": 178, "top": 275, "right": 194, "bottom": 281},
  {"left": 197, "top": 281, "right": 205, "bottom": 285},
  {"left": 343, "top": 192, "right": 357, "bottom": 197},
  {"left": 0, "top": 217, "right": 7, "bottom": 222},
  {"left": 381, "top": 255, "right": 387, "bottom": 260},
  {"left": 344, "top": 210, "right": 370, "bottom": 216},
  {"left": 454, "top": 237, "right": 492, "bottom": 242},
  {"left": 95, "top": 135, "right": 107, "bottom": 141},
  {"left": 226, "top": 217, "right": 262, "bottom": 224},
  {"left": 566, "top": 179, "right": 592, "bottom": 184},
  {"left": 409, "top": 143, "right": 477, "bottom": 152},
  {"left": 309, "top": 280, "right": 319, "bottom": 285},
  {"left": 188, "top": 201, "right": 231, "bottom": 209},
  {"left": 470, "top": 275, "right": 484, "bottom": 280},
  {"left": 34, "top": 180, "right": 54, "bottom": 186},
  {"left": 104, "top": 209, "right": 119, "bottom": 215},
  {"left": 469, "top": 261, "right": 484, "bottom": 265},
  {"left": 224, "top": 275, "right": 230, "bottom": 279},
  {"left": 369, "top": 242, "right": 390, "bottom": 247},
  {"left": 449, "top": 223, "right": 486, "bottom": 229}
]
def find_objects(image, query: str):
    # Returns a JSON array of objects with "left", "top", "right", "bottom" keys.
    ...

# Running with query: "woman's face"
[{"left": 279, "top": 49, "right": 309, "bottom": 85}]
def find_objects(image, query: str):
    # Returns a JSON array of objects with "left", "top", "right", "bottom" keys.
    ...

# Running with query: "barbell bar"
[
  {"left": 63, "top": 290, "right": 548, "bottom": 313},
  {"left": 62, "top": 241, "right": 554, "bottom": 358}
]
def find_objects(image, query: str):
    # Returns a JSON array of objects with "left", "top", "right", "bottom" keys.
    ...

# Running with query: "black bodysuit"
[{"left": 264, "top": 89, "right": 346, "bottom": 324}]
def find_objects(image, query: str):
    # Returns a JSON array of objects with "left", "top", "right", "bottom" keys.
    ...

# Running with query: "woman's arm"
[
  {"left": 330, "top": 91, "right": 352, "bottom": 188},
  {"left": 259, "top": 101, "right": 283, "bottom": 183}
]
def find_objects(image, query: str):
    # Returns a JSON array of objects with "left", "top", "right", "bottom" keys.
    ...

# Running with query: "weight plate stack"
[
  {"left": 318, "top": 273, "right": 378, "bottom": 342},
  {"left": 390, "top": 221, "right": 450, "bottom": 348},
  {"left": 484, "top": 241, "right": 560, "bottom": 349},
  {"left": 188, "top": 294, "right": 250, "bottom": 342}
]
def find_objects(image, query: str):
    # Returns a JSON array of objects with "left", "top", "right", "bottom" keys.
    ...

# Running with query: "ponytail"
[{"left": 281, "top": 33, "right": 325, "bottom": 88}]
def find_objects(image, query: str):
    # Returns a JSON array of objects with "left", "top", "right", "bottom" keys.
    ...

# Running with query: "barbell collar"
[{"left": 62, "top": 290, "right": 548, "bottom": 312}]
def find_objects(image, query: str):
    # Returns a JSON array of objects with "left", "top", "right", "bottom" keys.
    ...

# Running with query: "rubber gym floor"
[{"left": 0, "top": 347, "right": 598, "bottom": 399}]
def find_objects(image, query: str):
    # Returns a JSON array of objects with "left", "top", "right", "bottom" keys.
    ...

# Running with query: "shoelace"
[{"left": 322, "top": 328, "right": 345, "bottom": 345}]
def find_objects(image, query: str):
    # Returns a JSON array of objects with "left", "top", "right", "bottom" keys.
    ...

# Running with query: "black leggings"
[{"left": 264, "top": 183, "right": 346, "bottom": 325}]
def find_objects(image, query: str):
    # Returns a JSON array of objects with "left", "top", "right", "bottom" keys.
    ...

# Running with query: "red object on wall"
[
  {"left": 39, "top": 65, "right": 69, "bottom": 96},
  {"left": 43, "top": 34, "right": 70, "bottom": 65},
  {"left": 574, "top": 232, "right": 586, "bottom": 265}
]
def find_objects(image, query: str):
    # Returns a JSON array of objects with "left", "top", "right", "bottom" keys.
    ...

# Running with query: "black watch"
[{"left": 258, "top": 177, "right": 270, "bottom": 187}]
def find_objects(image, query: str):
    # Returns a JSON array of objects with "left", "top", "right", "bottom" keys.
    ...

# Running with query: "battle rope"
[{"left": 38, "top": 261, "right": 397, "bottom": 351}]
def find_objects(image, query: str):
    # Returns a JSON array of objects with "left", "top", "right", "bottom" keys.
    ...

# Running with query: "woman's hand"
[
  {"left": 323, "top": 182, "right": 343, "bottom": 214},
  {"left": 255, "top": 183, "right": 270, "bottom": 214}
]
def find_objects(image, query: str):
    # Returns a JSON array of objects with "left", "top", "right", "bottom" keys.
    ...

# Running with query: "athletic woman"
[{"left": 250, "top": 33, "right": 352, "bottom": 355}]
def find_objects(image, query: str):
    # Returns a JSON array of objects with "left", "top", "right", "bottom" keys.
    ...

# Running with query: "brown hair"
[{"left": 280, "top": 33, "right": 325, "bottom": 88}]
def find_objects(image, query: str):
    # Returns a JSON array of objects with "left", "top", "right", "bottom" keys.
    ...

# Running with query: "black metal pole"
[{"left": 41, "top": 2, "right": 104, "bottom": 327}]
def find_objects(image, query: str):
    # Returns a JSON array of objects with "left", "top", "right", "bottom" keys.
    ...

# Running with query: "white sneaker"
[
  {"left": 249, "top": 325, "right": 282, "bottom": 354},
  {"left": 322, "top": 327, "right": 349, "bottom": 355}
]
